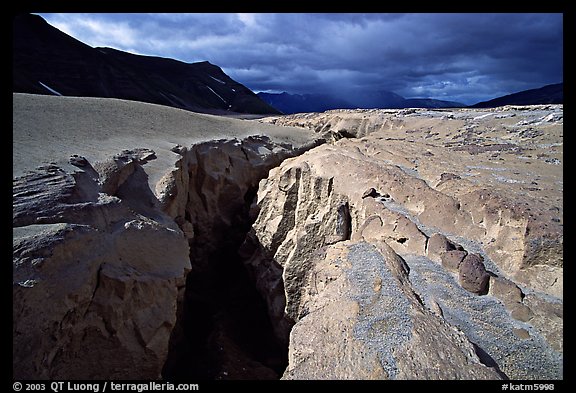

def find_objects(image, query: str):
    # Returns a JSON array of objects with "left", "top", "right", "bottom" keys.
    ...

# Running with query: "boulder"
[
  {"left": 459, "top": 254, "right": 490, "bottom": 295},
  {"left": 426, "top": 233, "right": 461, "bottom": 264},
  {"left": 442, "top": 249, "right": 468, "bottom": 271},
  {"left": 488, "top": 276, "right": 524, "bottom": 305}
]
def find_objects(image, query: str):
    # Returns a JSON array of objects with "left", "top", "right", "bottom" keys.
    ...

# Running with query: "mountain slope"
[
  {"left": 470, "top": 83, "right": 563, "bottom": 108},
  {"left": 257, "top": 92, "right": 357, "bottom": 114},
  {"left": 12, "top": 13, "right": 280, "bottom": 115},
  {"left": 404, "top": 98, "right": 465, "bottom": 109},
  {"left": 259, "top": 91, "right": 465, "bottom": 114}
]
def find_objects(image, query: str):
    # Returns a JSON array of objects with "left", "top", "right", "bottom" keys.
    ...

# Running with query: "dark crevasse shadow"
[
  {"left": 162, "top": 188, "right": 289, "bottom": 380},
  {"left": 472, "top": 342, "right": 509, "bottom": 380},
  {"left": 163, "top": 247, "right": 288, "bottom": 380}
]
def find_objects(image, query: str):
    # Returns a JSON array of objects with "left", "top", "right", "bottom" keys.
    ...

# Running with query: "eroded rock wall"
[
  {"left": 13, "top": 102, "right": 562, "bottom": 380},
  {"left": 156, "top": 136, "right": 323, "bottom": 379},
  {"left": 13, "top": 135, "right": 322, "bottom": 379},
  {"left": 13, "top": 151, "right": 190, "bottom": 379},
  {"left": 156, "top": 136, "right": 322, "bottom": 264},
  {"left": 262, "top": 106, "right": 563, "bottom": 298},
  {"left": 240, "top": 156, "right": 505, "bottom": 379},
  {"left": 244, "top": 106, "right": 563, "bottom": 379}
]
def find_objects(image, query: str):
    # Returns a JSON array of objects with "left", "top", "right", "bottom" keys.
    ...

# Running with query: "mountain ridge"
[
  {"left": 257, "top": 92, "right": 357, "bottom": 114},
  {"left": 469, "top": 83, "right": 563, "bottom": 108},
  {"left": 13, "top": 13, "right": 280, "bottom": 115},
  {"left": 258, "top": 91, "right": 466, "bottom": 114},
  {"left": 259, "top": 81, "right": 563, "bottom": 115},
  {"left": 15, "top": 14, "right": 561, "bottom": 117}
]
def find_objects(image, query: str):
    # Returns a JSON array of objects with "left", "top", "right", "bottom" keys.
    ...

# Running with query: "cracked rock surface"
[
  {"left": 247, "top": 105, "right": 562, "bottom": 379},
  {"left": 12, "top": 93, "right": 318, "bottom": 379},
  {"left": 13, "top": 94, "right": 562, "bottom": 380}
]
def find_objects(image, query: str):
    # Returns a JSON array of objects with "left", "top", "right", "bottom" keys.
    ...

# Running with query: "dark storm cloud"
[{"left": 39, "top": 13, "right": 563, "bottom": 104}]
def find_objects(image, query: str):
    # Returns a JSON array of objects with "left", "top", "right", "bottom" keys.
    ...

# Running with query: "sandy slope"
[
  {"left": 12, "top": 93, "right": 319, "bottom": 379},
  {"left": 13, "top": 93, "right": 316, "bottom": 187}
]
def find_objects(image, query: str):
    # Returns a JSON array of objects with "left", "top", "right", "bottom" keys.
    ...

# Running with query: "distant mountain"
[
  {"left": 257, "top": 92, "right": 357, "bottom": 114},
  {"left": 404, "top": 98, "right": 465, "bottom": 109},
  {"left": 13, "top": 13, "right": 280, "bottom": 115},
  {"left": 259, "top": 91, "right": 464, "bottom": 114},
  {"left": 351, "top": 90, "right": 407, "bottom": 109},
  {"left": 470, "top": 83, "right": 563, "bottom": 108}
]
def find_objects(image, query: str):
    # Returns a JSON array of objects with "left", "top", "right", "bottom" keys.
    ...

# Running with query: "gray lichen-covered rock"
[{"left": 281, "top": 241, "right": 502, "bottom": 380}]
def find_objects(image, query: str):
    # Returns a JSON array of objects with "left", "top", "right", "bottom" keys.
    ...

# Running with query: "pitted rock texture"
[
  {"left": 244, "top": 105, "right": 562, "bottom": 379},
  {"left": 458, "top": 254, "right": 490, "bottom": 295},
  {"left": 261, "top": 105, "right": 563, "bottom": 298}
]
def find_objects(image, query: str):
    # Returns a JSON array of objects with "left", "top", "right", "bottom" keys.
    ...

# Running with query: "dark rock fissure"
[
  {"left": 161, "top": 137, "right": 326, "bottom": 380},
  {"left": 163, "top": 188, "right": 288, "bottom": 380},
  {"left": 471, "top": 343, "right": 509, "bottom": 380}
]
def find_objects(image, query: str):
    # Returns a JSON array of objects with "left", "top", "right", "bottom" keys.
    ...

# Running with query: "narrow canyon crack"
[
  {"left": 162, "top": 215, "right": 288, "bottom": 379},
  {"left": 11, "top": 131, "right": 323, "bottom": 380},
  {"left": 161, "top": 136, "right": 323, "bottom": 380}
]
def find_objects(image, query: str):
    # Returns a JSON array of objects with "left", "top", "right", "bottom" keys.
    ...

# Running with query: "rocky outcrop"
[
  {"left": 155, "top": 136, "right": 324, "bottom": 379},
  {"left": 157, "top": 136, "right": 322, "bottom": 265},
  {"left": 261, "top": 106, "right": 563, "bottom": 298},
  {"left": 244, "top": 105, "right": 563, "bottom": 379},
  {"left": 283, "top": 241, "right": 503, "bottom": 380},
  {"left": 239, "top": 157, "right": 504, "bottom": 378},
  {"left": 13, "top": 93, "right": 323, "bottom": 380},
  {"left": 13, "top": 94, "right": 562, "bottom": 380},
  {"left": 13, "top": 133, "right": 321, "bottom": 379},
  {"left": 13, "top": 154, "right": 190, "bottom": 379}
]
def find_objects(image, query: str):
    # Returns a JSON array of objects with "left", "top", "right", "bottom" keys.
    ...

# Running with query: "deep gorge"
[{"left": 160, "top": 136, "right": 322, "bottom": 379}]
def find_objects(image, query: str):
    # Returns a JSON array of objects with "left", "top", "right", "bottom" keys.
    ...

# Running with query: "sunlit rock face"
[
  {"left": 247, "top": 105, "right": 562, "bottom": 379},
  {"left": 12, "top": 93, "right": 317, "bottom": 379}
]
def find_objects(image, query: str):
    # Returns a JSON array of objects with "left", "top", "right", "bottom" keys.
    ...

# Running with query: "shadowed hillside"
[
  {"left": 470, "top": 83, "right": 563, "bottom": 108},
  {"left": 13, "top": 14, "right": 280, "bottom": 115}
]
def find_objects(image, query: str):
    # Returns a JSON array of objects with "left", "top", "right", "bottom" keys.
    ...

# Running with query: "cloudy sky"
[{"left": 38, "top": 13, "right": 563, "bottom": 105}]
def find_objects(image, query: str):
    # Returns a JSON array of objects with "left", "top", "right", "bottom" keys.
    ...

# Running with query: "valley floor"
[{"left": 13, "top": 95, "right": 562, "bottom": 380}]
